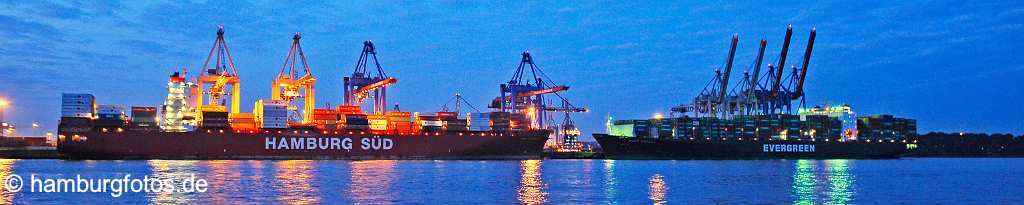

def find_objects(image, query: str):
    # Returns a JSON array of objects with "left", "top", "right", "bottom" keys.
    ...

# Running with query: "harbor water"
[{"left": 0, "top": 158, "right": 1020, "bottom": 204}]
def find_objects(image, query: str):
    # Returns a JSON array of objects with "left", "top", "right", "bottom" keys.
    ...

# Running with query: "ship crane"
[
  {"left": 344, "top": 41, "right": 398, "bottom": 114},
  {"left": 195, "top": 26, "right": 241, "bottom": 121},
  {"left": 272, "top": 32, "right": 316, "bottom": 124},
  {"left": 490, "top": 51, "right": 580, "bottom": 129}
]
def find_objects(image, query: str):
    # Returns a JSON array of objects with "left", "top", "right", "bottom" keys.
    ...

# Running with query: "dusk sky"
[{"left": 0, "top": 1, "right": 1021, "bottom": 139}]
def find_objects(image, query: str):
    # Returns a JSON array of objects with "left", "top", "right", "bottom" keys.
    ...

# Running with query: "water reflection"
[
  {"left": 603, "top": 160, "right": 617, "bottom": 202},
  {"left": 648, "top": 174, "right": 668, "bottom": 205},
  {"left": 0, "top": 159, "right": 16, "bottom": 204},
  {"left": 792, "top": 160, "right": 856, "bottom": 205},
  {"left": 793, "top": 160, "right": 817, "bottom": 205},
  {"left": 825, "top": 160, "right": 854, "bottom": 205},
  {"left": 517, "top": 160, "right": 547, "bottom": 205},
  {"left": 147, "top": 160, "right": 199, "bottom": 204},
  {"left": 204, "top": 160, "right": 241, "bottom": 204},
  {"left": 349, "top": 160, "right": 396, "bottom": 204},
  {"left": 274, "top": 160, "right": 319, "bottom": 205}
]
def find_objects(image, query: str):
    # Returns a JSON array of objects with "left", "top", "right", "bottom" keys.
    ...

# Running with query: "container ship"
[
  {"left": 55, "top": 28, "right": 582, "bottom": 159},
  {"left": 594, "top": 26, "right": 916, "bottom": 159}
]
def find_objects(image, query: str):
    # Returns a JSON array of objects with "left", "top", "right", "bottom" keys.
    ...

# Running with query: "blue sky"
[{"left": 0, "top": 1, "right": 1022, "bottom": 138}]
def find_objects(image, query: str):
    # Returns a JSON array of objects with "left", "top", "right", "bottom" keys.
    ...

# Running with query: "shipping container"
[
  {"left": 336, "top": 105, "right": 362, "bottom": 114},
  {"left": 131, "top": 106, "right": 158, "bottom": 123},
  {"left": 437, "top": 112, "right": 458, "bottom": 119},
  {"left": 255, "top": 99, "right": 288, "bottom": 128}
]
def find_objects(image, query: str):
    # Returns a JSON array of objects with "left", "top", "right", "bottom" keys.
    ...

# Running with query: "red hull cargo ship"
[
  {"left": 58, "top": 128, "right": 548, "bottom": 160},
  {"left": 56, "top": 28, "right": 553, "bottom": 159}
]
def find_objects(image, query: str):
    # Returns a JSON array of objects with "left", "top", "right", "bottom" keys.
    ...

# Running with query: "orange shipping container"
[
  {"left": 389, "top": 121, "right": 414, "bottom": 131},
  {"left": 386, "top": 111, "right": 411, "bottom": 117},
  {"left": 230, "top": 122, "right": 257, "bottom": 129}
]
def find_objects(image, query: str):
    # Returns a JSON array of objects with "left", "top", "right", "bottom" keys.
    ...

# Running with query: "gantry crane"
[
  {"left": 490, "top": 51, "right": 586, "bottom": 129},
  {"left": 195, "top": 26, "right": 241, "bottom": 120},
  {"left": 272, "top": 32, "right": 316, "bottom": 124},
  {"left": 754, "top": 26, "right": 815, "bottom": 115},
  {"left": 344, "top": 41, "right": 397, "bottom": 114},
  {"left": 672, "top": 34, "right": 739, "bottom": 118},
  {"left": 672, "top": 25, "right": 816, "bottom": 117},
  {"left": 554, "top": 99, "right": 583, "bottom": 151}
]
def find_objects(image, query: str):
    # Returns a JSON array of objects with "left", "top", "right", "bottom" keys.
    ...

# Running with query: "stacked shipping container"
[
  {"left": 255, "top": 100, "right": 287, "bottom": 129},
  {"left": 469, "top": 112, "right": 491, "bottom": 131},
  {"left": 857, "top": 115, "right": 917, "bottom": 141},
  {"left": 130, "top": 106, "right": 158, "bottom": 131},
  {"left": 610, "top": 114, "right": 917, "bottom": 141},
  {"left": 61, "top": 93, "right": 95, "bottom": 118}
]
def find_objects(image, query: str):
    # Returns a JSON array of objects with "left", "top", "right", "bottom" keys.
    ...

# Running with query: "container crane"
[
  {"left": 554, "top": 99, "right": 583, "bottom": 151},
  {"left": 749, "top": 25, "right": 816, "bottom": 115},
  {"left": 672, "top": 34, "right": 739, "bottom": 118},
  {"left": 195, "top": 26, "right": 241, "bottom": 121},
  {"left": 792, "top": 27, "right": 816, "bottom": 100},
  {"left": 770, "top": 25, "right": 794, "bottom": 100},
  {"left": 491, "top": 51, "right": 579, "bottom": 129},
  {"left": 343, "top": 41, "right": 397, "bottom": 114},
  {"left": 673, "top": 26, "right": 816, "bottom": 117},
  {"left": 742, "top": 39, "right": 768, "bottom": 115},
  {"left": 272, "top": 32, "right": 316, "bottom": 124}
]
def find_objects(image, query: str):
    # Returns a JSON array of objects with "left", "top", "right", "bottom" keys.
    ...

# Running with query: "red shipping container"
[{"left": 336, "top": 105, "right": 363, "bottom": 114}]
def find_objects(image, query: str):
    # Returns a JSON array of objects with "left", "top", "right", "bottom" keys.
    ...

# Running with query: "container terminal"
[
  {"left": 56, "top": 27, "right": 591, "bottom": 159},
  {"left": 595, "top": 25, "right": 917, "bottom": 159}
]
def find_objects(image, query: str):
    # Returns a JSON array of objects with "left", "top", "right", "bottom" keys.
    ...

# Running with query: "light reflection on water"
[
  {"left": 0, "top": 159, "right": 16, "bottom": 204},
  {"left": 792, "top": 159, "right": 856, "bottom": 205},
  {"left": 147, "top": 160, "right": 199, "bottom": 204},
  {"left": 648, "top": 174, "right": 667, "bottom": 205},
  {"left": 6, "top": 158, "right": 1021, "bottom": 204},
  {"left": 603, "top": 160, "right": 617, "bottom": 203},
  {"left": 518, "top": 159, "right": 547, "bottom": 205},
  {"left": 348, "top": 160, "right": 396, "bottom": 204},
  {"left": 826, "top": 160, "right": 854, "bottom": 205},
  {"left": 793, "top": 160, "right": 818, "bottom": 205},
  {"left": 274, "top": 160, "right": 319, "bottom": 205},
  {"left": 203, "top": 160, "right": 241, "bottom": 204}
]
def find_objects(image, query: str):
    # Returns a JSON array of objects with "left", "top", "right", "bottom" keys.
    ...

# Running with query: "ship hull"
[
  {"left": 57, "top": 129, "right": 548, "bottom": 160},
  {"left": 594, "top": 134, "right": 910, "bottom": 159}
]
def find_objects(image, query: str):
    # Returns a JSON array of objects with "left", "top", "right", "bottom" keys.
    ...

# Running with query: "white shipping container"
[
  {"left": 97, "top": 105, "right": 127, "bottom": 115},
  {"left": 61, "top": 101, "right": 92, "bottom": 106},
  {"left": 61, "top": 113, "right": 93, "bottom": 118},
  {"left": 262, "top": 110, "right": 288, "bottom": 115},
  {"left": 422, "top": 120, "right": 443, "bottom": 126},
  {"left": 61, "top": 110, "right": 92, "bottom": 115},
  {"left": 61, "top": 97, "right": 93, "bottom": 101},
  {"left": 256, "top": 99, "right": 287, "bottom": 106},
  {"left": 62, "top": 93, "right": 94, "bottom": 98},
  {"left": 61, "top": 94, "right": 95, "bottom": 103},
  {"left": 62, "top": 106, "right": 93, "bottom": 111}
]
